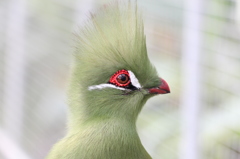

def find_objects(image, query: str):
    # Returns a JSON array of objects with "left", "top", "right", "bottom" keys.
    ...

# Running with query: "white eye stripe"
[
  {"left": 88, "top": 84, "right": 126, "bottom": 91},
  {"left": 128, "top": 70, "right": 141, "bottom": 89},
  {"left": 88, "top": 70, "right": 141, "bottom": 91}
]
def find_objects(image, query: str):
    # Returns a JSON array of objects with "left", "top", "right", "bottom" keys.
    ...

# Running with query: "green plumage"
[{"left": 47, "top": 2, "right": 164, "bottom": 159}]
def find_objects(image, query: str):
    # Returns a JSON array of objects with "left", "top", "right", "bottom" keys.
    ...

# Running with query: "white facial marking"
[
  {"left": 128, "top": 70, "right": 141, "bottom": 88},
  {"left": 88, "top": 83, "right": 126, "bottom": 91}
]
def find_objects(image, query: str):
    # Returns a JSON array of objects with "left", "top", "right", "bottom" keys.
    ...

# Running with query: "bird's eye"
[
  {"left": 109, "top": 69, "right": 131, "bottom": 87},
  {"left": 117, "top": 74, "right": 129, "bottom": 84}
]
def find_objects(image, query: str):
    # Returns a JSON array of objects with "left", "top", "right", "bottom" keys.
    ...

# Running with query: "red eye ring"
[{"left": 109, "top": 70, "right": 131, "bottom": 87}]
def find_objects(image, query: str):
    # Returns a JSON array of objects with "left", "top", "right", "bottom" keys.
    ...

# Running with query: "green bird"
[{"left": 47, "top": 2, "right": 170, "bottom": 159}]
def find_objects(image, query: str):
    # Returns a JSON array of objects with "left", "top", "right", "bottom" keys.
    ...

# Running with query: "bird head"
[{"left": 69, "top": 2, "right": 170, "bottom": 126}]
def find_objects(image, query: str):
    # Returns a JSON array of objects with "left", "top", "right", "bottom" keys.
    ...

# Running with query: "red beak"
[{"left": 148, "top": 78, "right": 170, "bottom": 94}]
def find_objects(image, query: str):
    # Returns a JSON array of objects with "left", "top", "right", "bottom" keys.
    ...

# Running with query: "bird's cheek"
[{"left": 140, "top": 89, "right": 151, "bottom": 95}]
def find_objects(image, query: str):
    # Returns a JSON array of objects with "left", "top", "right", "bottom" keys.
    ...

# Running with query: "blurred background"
[{"left": 0, "top": 0, "right": 240, "bottom": 159}]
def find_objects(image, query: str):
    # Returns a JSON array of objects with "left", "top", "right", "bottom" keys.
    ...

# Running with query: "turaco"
[{"left": 47, "top": 1, "right": 170, "bottom": 159}]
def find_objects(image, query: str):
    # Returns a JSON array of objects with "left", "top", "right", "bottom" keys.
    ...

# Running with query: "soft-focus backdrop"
[{"left": 0, "top": 0, "right": 240, "bottom": 159}]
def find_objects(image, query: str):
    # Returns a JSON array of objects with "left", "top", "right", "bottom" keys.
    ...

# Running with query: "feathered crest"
[{"left": 73, "top": 1, "right": 158, "bottom": 89}]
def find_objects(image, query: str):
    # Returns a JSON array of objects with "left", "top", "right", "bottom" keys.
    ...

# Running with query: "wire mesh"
[{"left": 0, "top": 0, "right": 239, "bottom": 159}]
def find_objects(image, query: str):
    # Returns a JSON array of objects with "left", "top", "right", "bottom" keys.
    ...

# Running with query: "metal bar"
[
  {"left": 180, "top": 0, "right": 203, "bottom": 159},
  {"left": 2, "top": 0, "right": 27, "bottom": 143},
  {"left": 0, "top": 129, "right": 30, "bottom": 159}
]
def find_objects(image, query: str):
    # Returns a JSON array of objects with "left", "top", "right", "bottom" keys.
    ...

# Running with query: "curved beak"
[{"left": 148, "top": 78, "right": 170, "bottom": 94}]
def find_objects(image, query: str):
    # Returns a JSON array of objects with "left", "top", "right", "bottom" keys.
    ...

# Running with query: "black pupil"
[{"left": 117, "top": 74, "right": 128, "bottom": 83}]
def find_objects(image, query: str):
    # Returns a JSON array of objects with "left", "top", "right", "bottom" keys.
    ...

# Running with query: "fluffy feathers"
[{"left": 47, "top": 2, "right": 169, "bottom": 159}]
